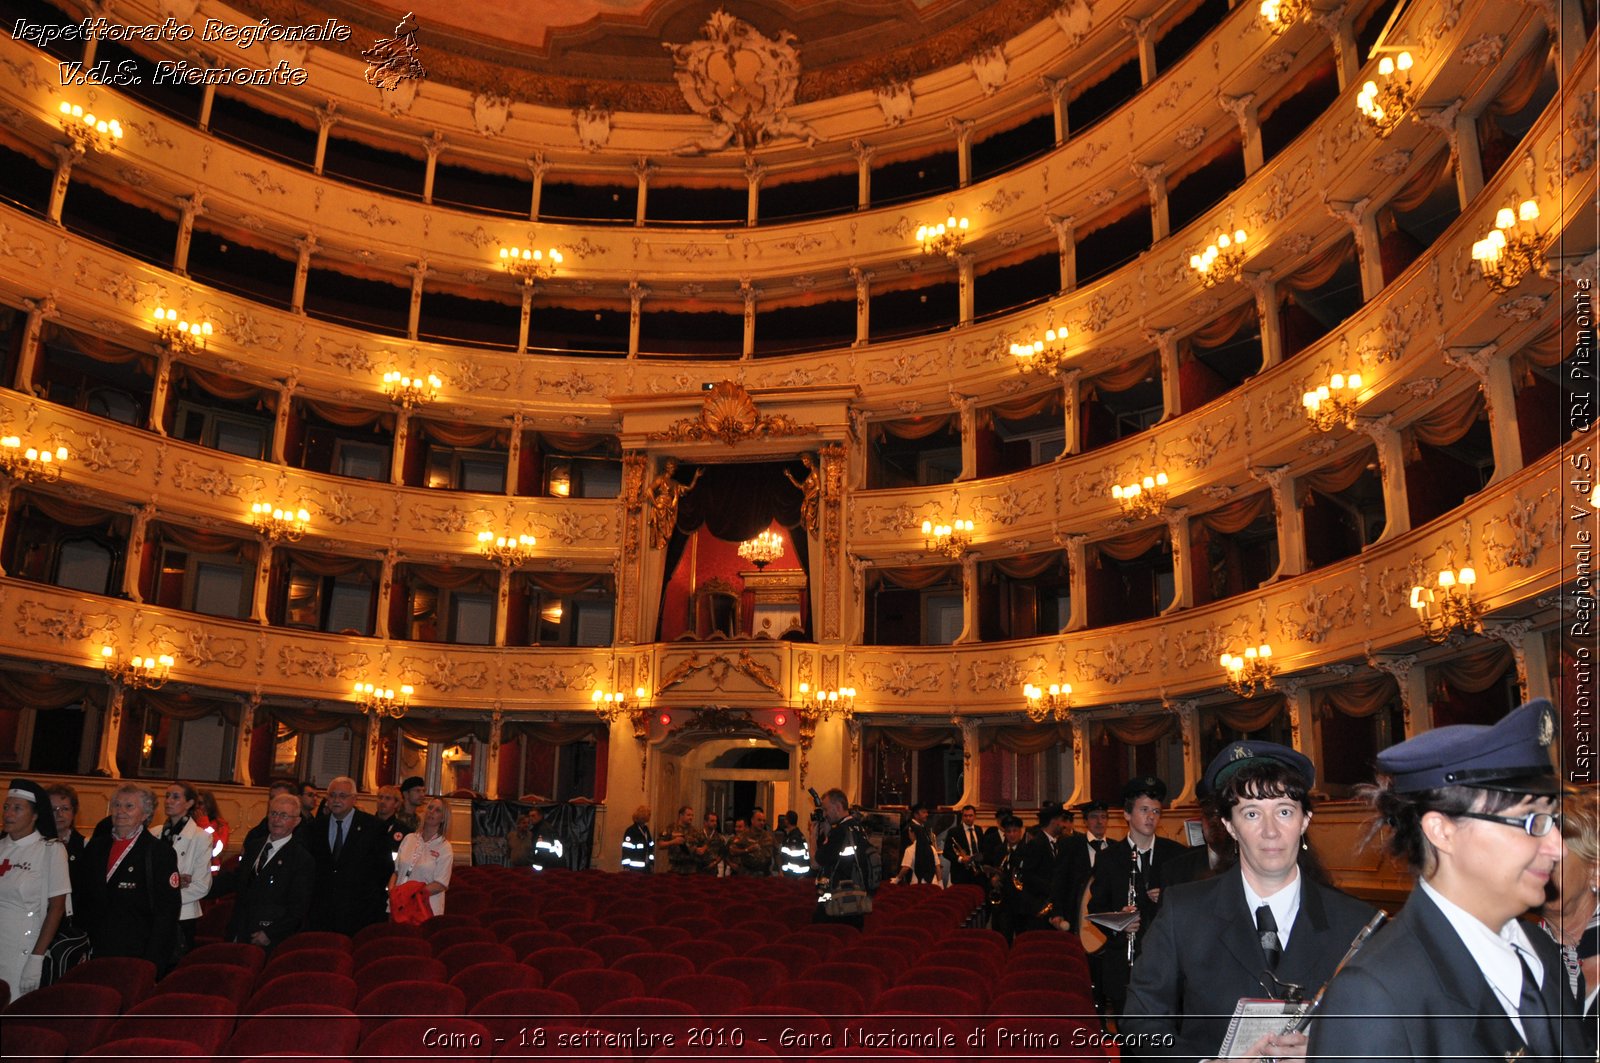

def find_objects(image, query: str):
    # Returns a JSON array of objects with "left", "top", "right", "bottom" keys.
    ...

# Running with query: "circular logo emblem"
[
  {"left": 1538, "top": 707, "right": 1554, "bottom": 747},
  {"left": 169, "top": 872, "right": 181, "bottom": 889}
]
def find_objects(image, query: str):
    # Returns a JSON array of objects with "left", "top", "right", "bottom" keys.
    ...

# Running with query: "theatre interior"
[{"left": 0, "top": 0, "right": 1592, "bottom": 1051}]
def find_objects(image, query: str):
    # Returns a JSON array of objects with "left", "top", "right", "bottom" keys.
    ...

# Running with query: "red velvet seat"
[
  {"left": 417, "top": 914, "right": 480, "bottom": 940},
  {"left": 77, "top": 1037, "right": 211, "bottom": 1063},
  {"left": 450, "top": 890, "right": 491, "bottom": 916},
  {"left": 608, "top": 950, "right": 696, "bottom": 993},
  {"left": 451, "top": 961, "right": 545, "bottom": 1006},
  {"left": 469, "top": 988, "right": 582, "bottom": 1042},
  {"left": 147, "top": 962, "right": 257, "bottom": 1008},
  {"left": 662, "top": 938, "right": 732, "bottom": 971},
  {"left": 585, "top": 934, "right": 651, "bottom": 964},
  {"left": 351, "top": 921, "right": 425, "bottom": 949},
  {"left": 437, "top": 941, "right": 516, "bottom": 976},
  {"left": 730, "top": 1004, "right": 832, "bottom": 1048},
  {"left": 664, "top": 915, "right": 720, "bottom": 936},
  {"left": 490, "top": 1023, "right": 618, "bottom": 1059},
  {"left": 747, "top": 942, "right": 819, "bottom": 978},
  {"left": 525, "top": 946, "right": 605, "bottom": 982},
  {"left": 178, "top": 940, "right": 267, "bottom": 976},
  {"left": 104, "top": 992, "right": 236, "bottom": 1054},
  {"left": 704, "top": 928, "right": 764, "bottom": 955},
  {"left": 274, "top": 931, "right": 354, "bottom": 955},
  {"left": 242, "top": 972, "right": 359, "bottom": 1013},
  {"left": 703, "top": 956, "right": 787, "bottom": 1004},
  {"left": 800, "top": 962, "right": 884, "bottom": 1007},
  {"left": 832, "top": 944, "right": 909, "bottom": 980},
  {"left": 990, "top": 988, "right": 1091, "bottom": 1016},
  {"left": 506, "top": 930, "right": 576, "bottom": 957},
  {"left": 4, "top": 1022, "right": 67, "bottom": 1063},
  {"left": 358, "top": 1016, "right": 494, "bottom": 1062},
  {"left": 656, "top": 973, "right": 753, "bottom": 1014},
  {"left": 3, "top": 983, "right": 123, "bottom": 1056},
  {"left": 799, "top": 922, "right": 859, "bottom": 945},
  {"left": 767, "top": 980, "right": 866, "bottom": 1034},
  {"left": 58, "top": 957, "right": 157, "bottom": 1011},
  {"left": 893, "top": 964, "right": 988, "bottom": 1005},
  {"left": 260, "top": 946, "right": 354, "bottom": 982},
  {"left": 354, "top": 955, "right": 448, "bottom": 999},
  {"left": 548, "top": 967, "right": 646, "bottom": 1011},
  {"left": 632, "top": 925, "right": 691, "bottom": 951},
  {"left": 994, "top": 967, "right": 1093, "bottom": 998},
  {"left": 352, "top": 935, "right": 435, "bottom": 969},
  {"left": 221, "top": 1003, "right": 362, "bottom": 1060},
  {"left": 562, "top": 920, "right": 617, "bottom": 943},
  {"left": 589, "top": 996, "right": 698, "bottom": 1050},
  {"left": 355, "top": 979, "right": 466, "bottom": 1038}
]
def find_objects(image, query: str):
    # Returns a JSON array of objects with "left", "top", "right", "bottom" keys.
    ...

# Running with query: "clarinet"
[
  {"left": 1126, "top": 863, "right": 1140, "bottom": 962},
  {"left": 1281, "top": 911, "right": 1389, "bottom": 1035}
]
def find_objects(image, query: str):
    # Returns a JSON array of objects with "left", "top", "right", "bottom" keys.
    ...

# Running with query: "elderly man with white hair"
[
  {"left": 295, "top": 776, "right": 392, "bottom": 934},
  {"left": 78, "top": 783, "right": 181, "bottom": 971}
]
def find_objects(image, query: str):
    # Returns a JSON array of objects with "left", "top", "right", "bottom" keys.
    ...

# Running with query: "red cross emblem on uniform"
[{"left": 0, "top": 858, "right": 11, "bottom": 876}]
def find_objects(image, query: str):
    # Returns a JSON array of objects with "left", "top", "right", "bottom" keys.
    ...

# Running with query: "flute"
[{"left": 1282, "top": 910, "right": 1389, "bottom": 1035}]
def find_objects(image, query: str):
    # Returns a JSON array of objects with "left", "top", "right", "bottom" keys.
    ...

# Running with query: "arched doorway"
[{"left": 652, "top": 707, "right": 799, "bottom": 830}]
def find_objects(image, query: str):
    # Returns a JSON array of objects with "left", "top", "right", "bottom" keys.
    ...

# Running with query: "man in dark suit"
[
  {"left": 989, "top": 815, "right": 1028, "bottom": 941},
  {"left": 1015, "top": 803, "right": 1070, "bottom": 932},
  {"left": 229, "top": 793, "right": 315, "bottom": 948},
  {"left": 240, "top": 778, "right": 298, "bottom": 857},
  {"left": 296, "top": 775, "right": 392, "bottom": 935},
  {"left": 943, "top": 804, "right": 989, "bottom": 889},
  {"left": 896, "top": 803, "right": 939, "bottom": 885},
  {"left": 77, "top": 784, "right": 180, "bottom": 972},
  {"left": 979, "top": 806, "right": 1010, "bottom": 867},
  {"left": 1087, "top": 776, "right": 1187, "bottom": 1016}
]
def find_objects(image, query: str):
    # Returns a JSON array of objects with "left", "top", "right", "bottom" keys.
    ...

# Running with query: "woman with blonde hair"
[
  {"left": 1534, "top": 785, "right": 1598, "bottom": 1048},
  {"left": 391, "top": 797, "right": 452, "bottom": 916}
]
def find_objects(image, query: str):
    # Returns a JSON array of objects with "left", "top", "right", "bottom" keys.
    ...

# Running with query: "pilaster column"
[
  {"left": 173, "top": 193, "right": 204, "bottom": 275},
  {"left": 148, "top": 350, "right": 173, "bottom": 435},
  {"left": 1282, "top": 680, "right": 1324, "bottom": 776},
  {"left": 291, "top": 235, "right": 317, "bottom": 314},
  {"left": 376, "top": 547, "right": 398, "bottom": 639},
  {"left": 79, "top": 34, "right": 99, "bottom": 69},
  {"left": 233, "top": 694, "right": 258, "bottom": 784},
  {"left": 1485, "top": 620, "right": 1543, "bottom": 704},
  {"left": 1443, "top": 344, "right": 1521, "bottom": 482},
  {"left": 953, "top": 718, "right": 981, "bottom": 808},
  {"left": 362, "top": 714, "right": 382, "bottom": 793},
  {"left": 851, "top": 140, "right": 874, "bottom": 208},
  {"left": 1132, "top": 161, "right": 1169, "bottom": 243},
  {"left": 1536, "top": 0, "right": 1586, "bottom": 80},
  {"left": 15, "top": 294, "right": 58, "bottom": 392},
  {"left": 197, "top": 80, "right": 216, "bottom": 131},
  {"left": 271, "top": 375, "right": 297, "bottom": 464},
  {"left": 505, "top": 412, "right": 524, "bottom": 495},
  {"left": 1146, "top": 325, "right": 1181, "bottom": 421},
  {"left": 1058, "top": 370, "right": 1082, "bottom": 457},
  {"left": 1173, "top": 701, "right": 1201, "bottom": 806},
  {"left": 1314, "top": 7, "right": 1360, "bottom": 90},
  {"left": 955, "top": 554, "right": 979, "bottom": 644},
  {"left": 313, "top": 101, "right": 338, "bottom": 175},
  {"left": 484, "top": 707, "right": 504, "bottom": 799},
  {"left": 406, "top": 260, "right": 428, "bottom": 341},
  {"left": 740, "top": 279, "right": 757, "bottom": 359},
  {"left": 1358, "top": 415, "right": 1412, "bottom": 543},
  {"left": 96, "top": 684, "right": 126, "bottom": 778},
  {"left": 494, "top": 565, "right": 510, "bottom": 647},
  {"left": 633, "top": 158, "right": 655, "bottom": 227},
  {"left": 124, "top": 503, "right": 155, "bottom": 602},
  {"left": 1047, "top": 214, "right": 1076, "bottom": 293},
  {"left": 391, "top": 408, "right": 411, "bottom": 485},
  {"left": 627, "top": 281, "right": 648, "bottom": 358},
  {"left": 1250, "top": 273, "right": 1284, "bottom": 368},
  {"left": 1452, "top": 111, "right": 1485, "bottom": 206},
  {"left": 948, "top": 118, "right": 975, "bottom": 187},
  {"left": 1218, "top": 93, "right": 1262, "bottom": 175},
  {"left": 1253, "top": 466, "right": 1307, "bottom": 579},
  {"left": 516, "top": 281, "right": 534, "bottom": 354},
  {"left": 252, "top": 540, "right": 273, "bottom": 623},
  {"left": 1040, "top": 76, "right": 1070, "bottom": 143},
  {"left": 1324, "top": 196, "right": 1383, "bottom": 300},
  {"left": 0, "top": 480, "right": 16, "bottom": 576},
  {"left": 1065, "top": 724, "right": 1091, "bottom": 807},
  {"left": 850, "top": 268, "right": 871, "bottom": 346},
  {"left": 956, "top": 252, "right": 975, "bottom": 324},
  {"left": 1162, "top": 508, "right": 1192, "bottom": 613},
  {"left": 956, "top": 395, "right": 977, "bottom": 481},
  {"left": 48, "top": 145, "right": 79, "bottom": 224},
  {"left": 1122, "top": 15, "right": 1157, "bottom": 84},
  {"left": 1367, "top": 651, "right": 1428, "bottom": 738},
  {"left": 528, "top": 153, "right": 548, "bottom": 220},
  {"left": 744, "top": 158, "right": 764, "bottom": 226},
  {"left": 600, "top": 718, "right": 648, "bottom": 870},
  {"left": 422, "top": 132, "right": 444, "bottom": 205},
  {"left": 1063, "top": 533, "right": 1089, "bottom": 631}
]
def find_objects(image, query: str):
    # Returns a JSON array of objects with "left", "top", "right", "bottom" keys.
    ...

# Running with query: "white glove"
[{"left": 19, "top": 953, "right": 43, "bottom": 995}]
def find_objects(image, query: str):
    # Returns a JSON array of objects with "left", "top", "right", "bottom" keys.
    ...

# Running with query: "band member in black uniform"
[
  {"left": 944, "top": 805, "right": 989, "bottom": 889},
  {"left": 1016, "top": 803, "right": 1071, "bottom": 932},
  {"left": 1311, "top": 699, "right": 1588, "bottom": 1062},
  {"left": 1087, "top": 775, "right": 1186, "bottom": 1017},
  {"left": 228, "top": 793, "right": 315, "bottom": 948},
  {"left": 989, "top": 815, "right": 1028, "bottom": 942},
  {"left": 1122, "top": 742, "right": 1376, "bottom": 1062}
]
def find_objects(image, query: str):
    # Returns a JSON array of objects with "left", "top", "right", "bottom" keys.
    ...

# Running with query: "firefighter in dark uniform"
[
  {"left": 526, "top": 805, "right": 565, "bottom": 872},
  {"left": 620, "top": 804, "right": 655, "bottom": 872},
  {"left": 778, "top": 810, "right": 811, "bottom": 878},
  {"left": 78, "top": 784, "right": 181, "bottom": 972}
]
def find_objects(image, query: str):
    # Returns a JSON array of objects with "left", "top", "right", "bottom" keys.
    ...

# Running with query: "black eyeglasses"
[{"left": 1456, "top": 811, "right": 1561, "bottom": 837}]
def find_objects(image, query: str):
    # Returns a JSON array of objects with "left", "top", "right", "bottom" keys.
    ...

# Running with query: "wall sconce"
[
  {"left": 354, "top": 680, "right": 413, "bottom": 718},
  {"left": 1356, "top": 51, "right": 1414, "bottom": 137},
  {"left": 250, "top": 502, "right": 310, "bottom": 542},
  {"left": 921, "top": 517, "right": 974, "bottom": 559},
  {"left": 478, "top": 530, "right": 537, "bottom": 567},
  {"left": 382, "top": 370, "right": 441, "bottom": 407},
  {"left": 152, "top": 307, "right": 214, "bottom": 356},
  {"left": 1010, "top": 327, "right": 1070, "bottom": 374},
  {"left": 797, "top": 683, "right": 856, "bottom": 718},
  {"left": 1022, "top": 681, "right": 1072, "bottom": 723},
  {"left": 1410, "top": 565, "right": 1482, "bottom": 642},
  {"left": 58, "top": 101, "right": 123, "bottom": 153},
  {"left": 1302, "top": 373, "right": 1363, "bottom": 432},
  {"left": 1471, "top": 200, "right": 1541, "bottom": 293},
  {"left": 738, "top": 530, "right": 785, "bottom": 570},
  {"left": 101, "top": 645, "right": 175, "bottom": 690},
  {"left": 917, "top": 216, "right": 969, "bottom": 258},
  {"left": 1259, "top": 0, "right": 1308, "bottom": 32},
  {"left": 1220, "top": 644, "right": 1276, "bottom": 698},
  {"left": 1111, "top": 473, "right": 1169, "bottom": 519},
  {"left": 1190, "top": 229, "right": 1248, "bottom": 287},
  {"left": 499, "top": 245, "right": 563, "bottom": 284},
  {"left": 0, "top": 436, "right": 68, "bottom": 483},
  {"left": 592, "top": 686, "right": 649, "bottom": 741}
]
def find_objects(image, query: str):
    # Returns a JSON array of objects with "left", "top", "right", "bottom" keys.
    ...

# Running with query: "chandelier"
[
  {"left": 1190, "top": 229, "right": 1248, "bottom": 287},
  {"left": 250, "top": 502, "right": 310, "bottom": 543},
  {"left": 1259, "top": 0, "right": 1308, "bottom": 32},
  {"left": 1302, "top": 373, "right": 1363, "bottom": 432},
  {"left": 1220, "top": 644, "right": 1276, "bottom": 698},
  {"left": 152, "top": 307, "right": 214, "bottom": 355},
  {"left": 499, "top": 245, "right": 563, "bottom": 284},
  {"left": 917, "top": 216, "right": 969, "bottom": 258},
  {"left": 1022, "top": 681, "right": 1072, "bottom": 723},
  {"left": 738, "top": 530, "right": 785, "bottom": 570},
  {"left": 382, "top": 370, "right": 441, "bottom": 407},
  {"left": 1111, "top": 473, "right": 1170, "bottom": 519},
  {"left": 1356, "top": 51, "right": 1414, "bottom": 137},
  {"left": 1010, "top": 327, "right": 1070, "bottom": 374},
  {"left": 921, "top": 517, "right": 974, "bottom": 559},
  {"left": 354, "top": 680, "right": 414, "bottom": 718},
  {"left": 478, "top": 531, "right": 537, "bottom": 567},
  {"left": 0, "top": 436, "right": 68, "bottom": 483},
  {"left": 1410, "top": 565, "right": 1482, "bottom": 643},
  {"left": 1471, "top": 200, "right": 1541, "bottom": 293},
  {"left": 58, "top": 101, "right": 123, "bottom": 153},
  {"left": 101, "top": 646, "right": 175, "bottom": 690}
]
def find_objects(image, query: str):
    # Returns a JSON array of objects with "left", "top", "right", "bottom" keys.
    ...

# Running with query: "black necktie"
[
  {"left": 969, "top": 829, "right": 978, "bottom": 857},
  {"left": 254, "top": 841, "right": 273, "bottom": 876},
  {"left": 1256, "top": 904, "right": 1282, "bottom": 971},
  {"left": 1516, "top": 950, "right": 1558, "bottom": 1059},
  {"left": 332, "top": 816, "right": 346, "bottom": 860}
]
